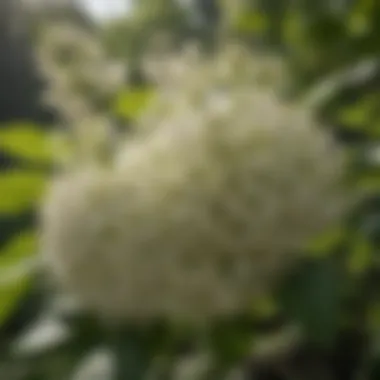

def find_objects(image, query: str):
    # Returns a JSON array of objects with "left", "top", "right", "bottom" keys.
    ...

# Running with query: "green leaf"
[
  {"left": 347, "top": 234, "right": 373, "bottom": 276},
  {"left": 347, "top": 13, "right": 371, "bottom": 37},
  {"left": 279, "top": 258, "right": 343, "bottom": 348},
  {"left": 207, "top": 316, "right": 255, "bottom": 369},
  {"left": 0, "top": 171, "right": 47, "bottom": 215},
  {"left": 307, "top": 227, "right": 345, "bottom": 258},
  {"left": 0, "top": 231, "right": 37, "bottom": 326},
  {"left": 0, "top": 124, "right": 53, "bottom": 164},
  {"left": 251, "top": 295, "right": 278, "bottom": 319},
  {"left": 368, "top": 301, "right": 380, "bottom": 333},
  {"left": 112, "top": 328, "right": 151, "bottom": 380},
  {"left": 234, "top": 11, "right": 269, "bottom": 34},
  {"left": 357, "top": 175, "right": 380, "bottom": 193},
  {"left": 335, "top": 94, "right": 378, "bottom": 131},
  {"left": 113, "top": 88, "right": 153, "bottom": 121},
  {"left": 337, "top": 104, "right": 372, "bottom": 128},
  {"left": 0, "top": 230, "right": 36, "bottom": 264},
  {"left": 283, "top": 9, "right": 308, "bottom": 47},
  {"left": 346, "top": 0, "right": 373, "bottom": 37}
]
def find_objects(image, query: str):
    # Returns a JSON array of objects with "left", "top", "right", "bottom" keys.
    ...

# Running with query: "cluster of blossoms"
[
  {"left": 37, "top": 21, "right": 125, "bottom": 120},
  {"left": 41, "top": 43, "right": 353, "bottom": 324},
  {"left": 39, "top": 21, "right": 125, "bottom": 121},
  {"left": 36, "top": 21, "right": 126, "bottom": 166}
]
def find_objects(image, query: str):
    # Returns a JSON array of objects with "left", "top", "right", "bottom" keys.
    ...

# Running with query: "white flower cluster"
[
  {"left": 41, "top": 44, "right": 352, "bottom": 323},
  {"left": 37, "top": 21, "right": 125, "bottom": 122},
  {"left": 37, "top": 21, "right": 126, "bottom": 167}
]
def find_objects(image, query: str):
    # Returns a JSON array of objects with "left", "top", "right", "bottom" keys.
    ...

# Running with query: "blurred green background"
[{"left": 0, "top": 0, "right": 379, "bottom": 379}]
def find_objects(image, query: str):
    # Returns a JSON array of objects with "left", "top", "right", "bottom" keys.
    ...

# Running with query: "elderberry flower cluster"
[{"left": 41, "top": 44, "right": 353, "bottom": 323}]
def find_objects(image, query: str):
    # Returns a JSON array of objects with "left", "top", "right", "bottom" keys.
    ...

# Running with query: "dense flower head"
[{"left": 41, "top": 44, "right": 353, "bottom": 323}]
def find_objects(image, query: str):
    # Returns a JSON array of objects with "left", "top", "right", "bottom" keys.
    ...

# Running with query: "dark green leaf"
[{"left": 279, "top": 258, "right": 344, "bottom": 348}]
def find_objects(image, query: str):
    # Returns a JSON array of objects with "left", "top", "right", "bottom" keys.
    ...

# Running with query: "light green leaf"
[
  {"left": 234, "top": 11, "right": 268, "bottom": 34},
  {"left": 335, "top": 94, "right": 378, "bottom": 130},
  {"left": 347, "top": 235, "right": 373, "bottom": 276},
  {"left": 251, "top": 295, "right": 278, "bottom": 319},
  {"left": 0, "top": 124, "right": 53, "bottom": 164},
  {"left": 0, "top": 171, "right": 47, "bottom": 215},
  {"left": 346, "top": 0, "right": 373, "bottom": 37},
  {"left": 113, "top": 88, "right": 153, "bottom": 121},
  {"left": 307, "top": 227, "right": 345, "bottom": 258},
  {"left": 0, "top": 276, "right": 31, "bottom": 327},
  {"left": 0, "top": 231, "right": 37, "bottom": 325},
  {"left": 356, "top": 175, "right": 380, "bottom": 193},
  {"left": 0, "top": 230, "right": 37, "bottom": 265},
  {"left": 337, "top": 105, "right": 372, "bottom": 128},
  {"left": 283, "top": 10, "right": 307, "bottom": 47}
]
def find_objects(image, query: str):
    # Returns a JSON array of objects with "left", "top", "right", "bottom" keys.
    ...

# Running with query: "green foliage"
[
  {"left": 0, "top": 123, "right": 53, "bottom": 164},
  {"left": 112, "top": 330, "right": 151, "bottom": 380},
  {"left": 279, "top": 257, "right": 344, "bottom": 348},
  {"left": 207, "top": 317, "right": 255, "bottom": 370},
  {"left": 347, "top": 233, "right": 374, "bottom": 276},
  {"left": 335, "top": 93, "right": 380, "bottom": 138},
  {"left": 0, "top": 231, "right": 36, "bottom": 326},
  {"left": 0, "top": 171, "right": 47, "bottom": 215},
  {"left": 234, "top": 10, "right": 269, "bottom": 35},
  {"left": 113, "top": 87, "right": 154, "bottom": 122},
  {"left": 0, "top": 120, "right": 51, "bottom": 364}
]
